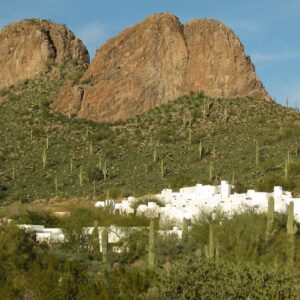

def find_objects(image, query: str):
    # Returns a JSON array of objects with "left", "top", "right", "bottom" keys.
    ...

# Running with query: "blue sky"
[{"left": 1, "top": 0, "right": 300, "bottom": 105}]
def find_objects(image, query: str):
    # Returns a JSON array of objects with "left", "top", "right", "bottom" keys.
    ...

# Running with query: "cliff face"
[
  {"left": 77, "top": 14, "right": 188, "bottom": 121},
  {"left": 0, "top": 19, "right": 89, "bottom": 88},
  {"left": 52, "top": 13, "right": 271, "bottom": 122},
  {"left": 183, "top": 19, "right": 269, "bottom": 101}
]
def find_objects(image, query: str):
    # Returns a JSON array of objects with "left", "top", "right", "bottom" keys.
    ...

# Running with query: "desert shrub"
[
  {"left": 234, "top": 182, "right": 248, "bottom": 193},
  {"left": 288, "top": 163, "right": 300, "bottom": 177},
  {"left": 153, "top": 233, "right": 193, "bottom": 265},
  {"left": 88, "top": 127, "right": 114, "bottom": 142},
  {"left": 131, "top": 197, "right": 164, "bottom": 211},
  {"left": 0, "top": 149, "right": 7, "bottom": 161},
  {"left": 67, "top": 68, "right": 84, "bottom": 85},
  {"left": 156, "top": 127, "right": 174, "bottom": 143},
  {"left": 8, "top": 93, "right": 21, "bottom": 102},
  {"left": 0, "top": 89, "right": 9, "bottom": 97},
  {"left": 257, "top": 175, "right": 295, "bottom": 192},
  {"left": 187, "top": 146, "right": 200, "bottom": 162},
  {"left": 105, "top": 188, "right": 132, "bottom": 200},
  {"left": 14, "top": 210, "right": 61, "bottom": 227},
  {"left": 40, "top": 99, "right": 50, "bottom": 108},
  {"left": 0, "top": 184, "right": 7, "bottom": 200},
  {"left": 80, "top": 76, "right": 92, "bottom": 85},
  {"left": 169, "top": 174, "right": 194, "bottom": 189},
  {"left": 191, "top": 130, "right": 206, "bottom": 144},
  {"left": 272, "top": 126, "right": 300, "bottom": 142},
  {"left": 31, "top": 126, "right": 45, "bottom": 137},
  {"left": 101, "top": 141, "right": 117, "bottom": 159},
  {"left": 117, "top": 228, "right": 149, "bottom": 264},
  {"left": 86, "top": 165, "right": 103, "bottom": 182},
  {"left": 156, "top": 258, "right": 299, "bottom": 299},
  {"left": 108, "top": 188, "right": 122, "bottom": 199},
  {"left": 0, "top": 225, "right": 38, "bottom": 270},
  {"left": 259, "top": 159, "right": 280, "bottom": 172},
  {"left": 11, "top": 189, "right": 31, "bottom": 203}
]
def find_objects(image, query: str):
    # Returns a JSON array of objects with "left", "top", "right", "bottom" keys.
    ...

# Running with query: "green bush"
[
  {"left": 86, "top": 165, "right": 103, "bottom": 182},
  {"left": 0, "top": 89, "right": 9, "bottom": 97},
  {"left": 156, "top": 128, "right": 173, "bottom": 143},
  {"left": 169, "top": 174, "right": 194, "bottom": 189},
  {"left": 131, "top": 197, "right": 164, "bottom": 211},
  {"left": 156, "top": 258, "right": 299, "bottom": 299},
  {"left": 257, "top": 175, "right": 295, "bottom": 192},
  {"left": 0, "top": 184, "right": 7, "bottom": 200},
  {"left": 14, "top": 210, "right": 61, "bottom": 227}
]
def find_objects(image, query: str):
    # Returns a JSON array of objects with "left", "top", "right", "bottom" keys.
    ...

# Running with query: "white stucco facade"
[{"left": 98, "top": 181, "right": 299, "bottom": 223}]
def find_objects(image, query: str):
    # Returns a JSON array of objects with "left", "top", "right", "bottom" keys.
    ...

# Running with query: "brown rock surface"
[
  {"left": 53, "top": 13, "right": 271, "bottom": 122},
  {"left": 0, "top": 19, "right": 89, "bottom": 88},
  {"left": 78, "top": 13, "right": 188, "bottom": 121},
  {"left": 183, "top": 19, "right": 269, "bottom": 100}
]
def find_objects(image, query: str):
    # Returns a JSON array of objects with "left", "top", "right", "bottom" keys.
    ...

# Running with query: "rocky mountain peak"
[
  {"left": 50, "top": 13, "right": 271, "bottom": 122},
  {"left": 0, "top": 19, "right": 89, "bottom": 88}
]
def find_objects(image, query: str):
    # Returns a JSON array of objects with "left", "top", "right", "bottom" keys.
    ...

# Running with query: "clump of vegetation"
[
  {"left": 1, "top": 208, "right": 300, "bottom": 298},
  {"left": 131, "top": 197, "right": 164, "bottom": 212}
]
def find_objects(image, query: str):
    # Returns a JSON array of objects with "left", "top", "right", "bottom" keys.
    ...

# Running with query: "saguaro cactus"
[
  {"left": 149, "top": 220, "right": 155, "bottom": 267},
  {"left": 153, "top": 146, "right": 157, "bottom": 163},
  {"left": 12, "top": 165, "right": 15, "bottom": 180},
  {"left": 285, "top": 159, "right": 289, "bottom": 181},
  {"left": 93, "top": 179, "right": 96, "bottom": 195},
  {"left": 188, "top": 128, "right": 192, "bottom": 145},
  {"left": 89, "top": 141, "right": 93, "bottom": 155},
  {"left": 54, "top": 176, "right": 58, "bottom": 191},
  {"left": 266, "top": 197, "right": 275, "bottom": 241},
  {"left": 79, "top": 167, "right": 83, "bottom": 186},
  {"left": 199, "top": 141, "right": 203, "bottom": 160},
  {"left": 202, "top": 104, "right": 207, "bottom": 119},
  {"left": 256, "top": 141, "right": 259, "bottom": 167},
  {"left": 92, "top": 221, "right": 99, "bottom": 256},
  {"left": 160, "top": 159, "right": 164, "bottom": 179},
  {"left": 205, "top": 224, "right": 218, "bottom": 260},
  {"left": 209, "top": 224, "right": 214, "bottom": 259},
  {"left": 102, "top": 161, "right": 108, "bottom": 181},
  {"left": 209, "top": 161, "right": 213, "bottom": 182},
  {"left": 30, "top": 128, "right": 33, "bottom": 142},
  {"left": 286, "top": 201, "right": 297, "bottom": 267},
  {"left": 182, "top": 218, "right": 189, "bottom": 244},
  {"left": 42, "top": 147, "right": 47, "bottom": 169},
  {"left": 212, "top": 146, "right": 216, "bottom": 160},
  {"left": 97, "top": 155, "right": 102, "bottom": 170},
  {"left": 46, "top": 135, "right": 49, "bottom": 149},
  {"left": 101, "top": 227, "right": 109, "bottom": 265},
  {"left": 287, "top": 201, "right": 297, "bottom": 235},
  {"left": 224, "top": 106, "right": 229, "bottom": 123},
  {"left": 70, "top": 157, "right": 73, "bottom": 173}
]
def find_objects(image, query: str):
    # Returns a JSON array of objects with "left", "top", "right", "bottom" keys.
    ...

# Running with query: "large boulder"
[
  {"left": 52, "top": 13, "right": 271, "bottom": 122},
  {"left": 0, "top": 19, "right": 89, "bottom": 88}
]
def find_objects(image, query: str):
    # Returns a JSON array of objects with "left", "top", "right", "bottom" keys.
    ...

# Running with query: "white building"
[{"left": 106, "top": 181, "right": 300, "bottom": 223}]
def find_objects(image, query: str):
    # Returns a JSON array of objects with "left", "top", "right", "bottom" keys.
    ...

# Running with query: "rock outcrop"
[
  {"left": 0, "top": 19, "right": 89, "bottom": 88},
  {"left": 52, "top": 13, "right": 271, "bottom": 122}
]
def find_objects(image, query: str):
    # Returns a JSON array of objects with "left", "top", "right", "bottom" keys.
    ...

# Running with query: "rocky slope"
[
  {"left": 0, "top": 19, "right": 89, "bottom": 88},
  {"left": 51, "top": 13, "right": 271, "bottom": 122}
]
